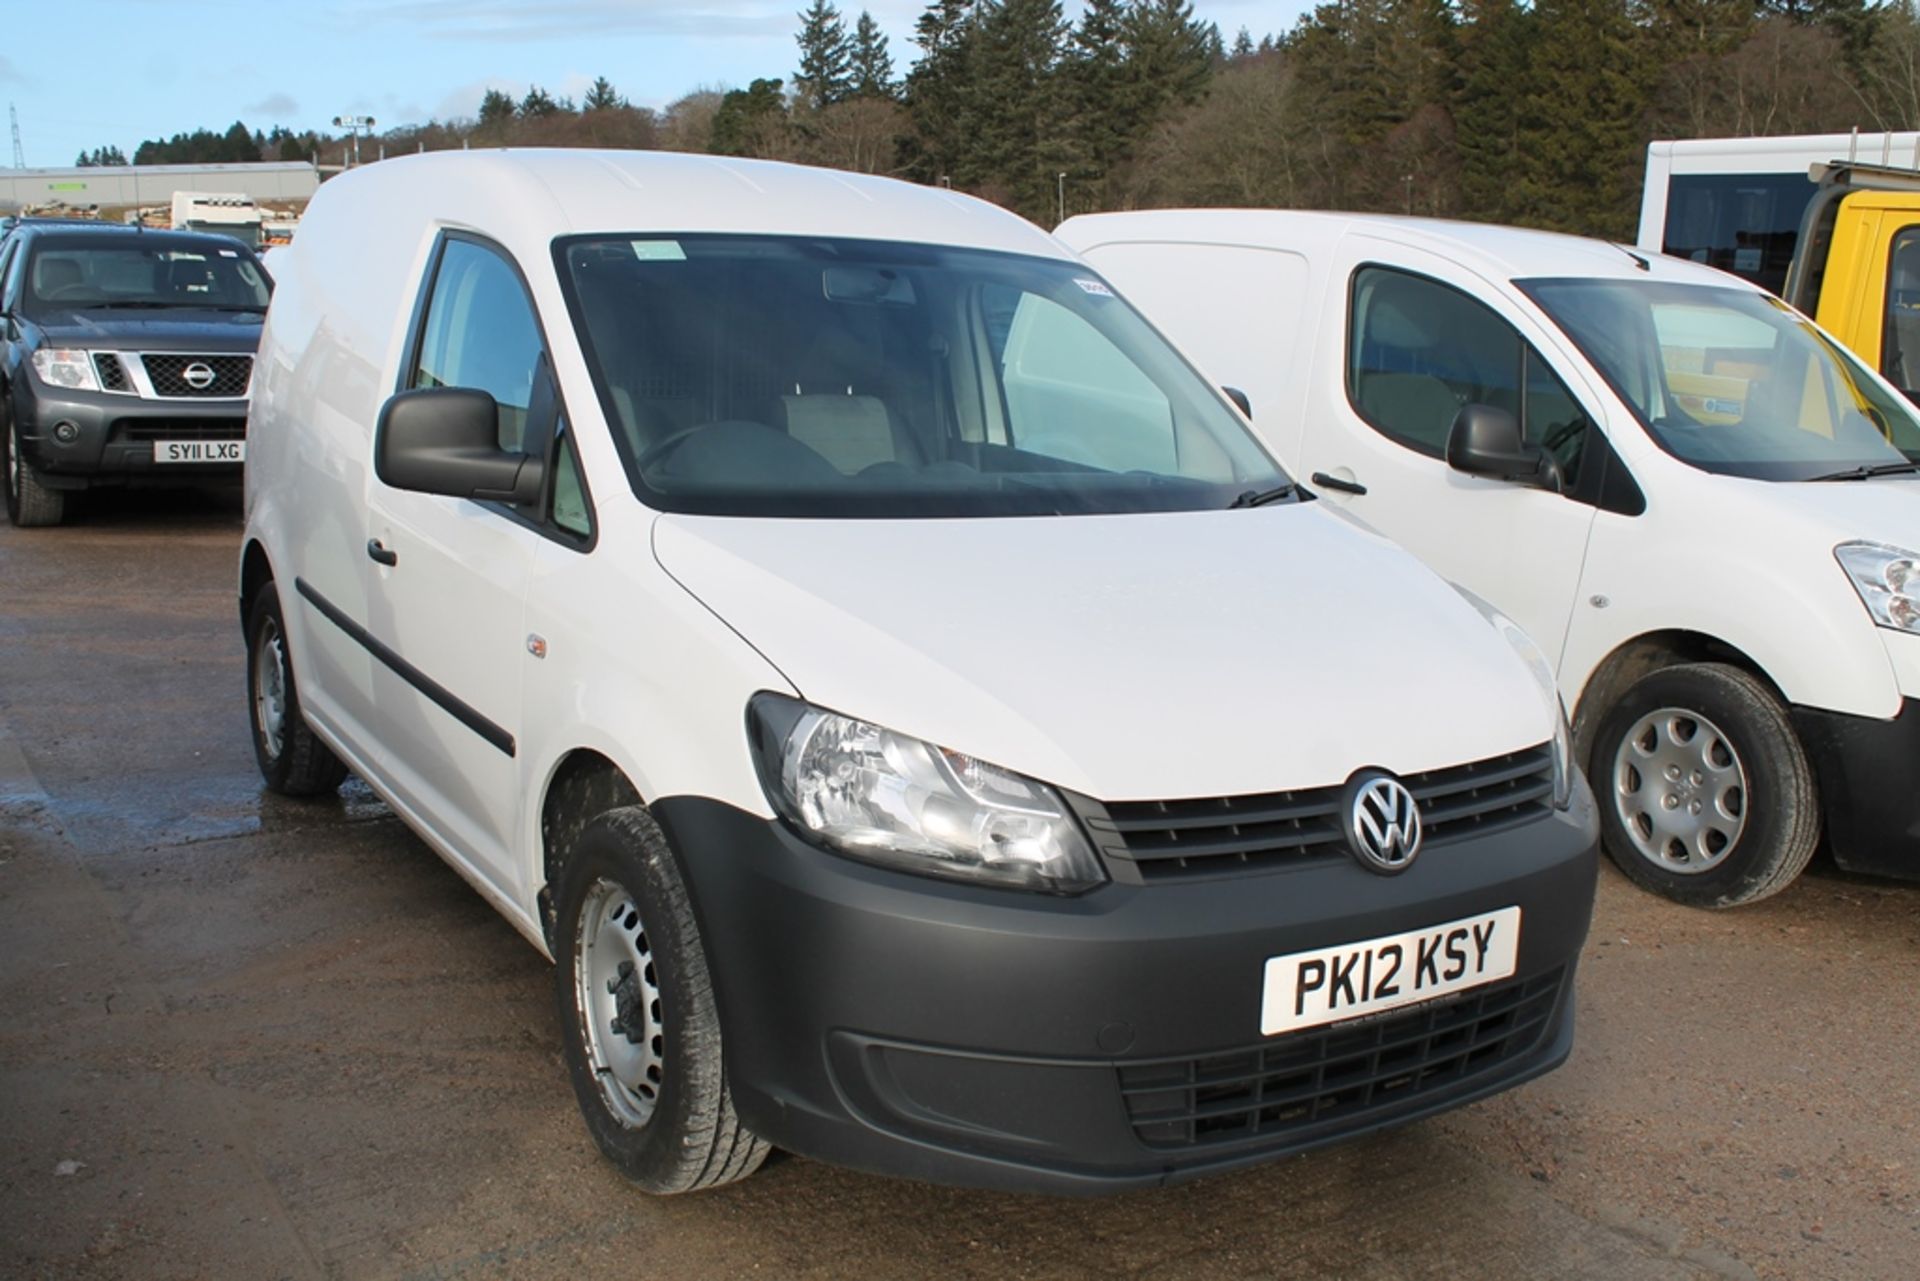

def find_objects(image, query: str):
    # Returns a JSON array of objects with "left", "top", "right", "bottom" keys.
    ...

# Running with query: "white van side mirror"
[{"left": 375, "top": 387, "right": 545, "bottom": 505}]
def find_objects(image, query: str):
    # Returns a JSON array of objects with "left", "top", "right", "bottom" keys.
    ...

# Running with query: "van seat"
[
  {"left": 1356, "top": 371, "right": 1460, "bottom": 452},
  {"left": 779, "top": 394, "right": 898, "bottom": 474}
]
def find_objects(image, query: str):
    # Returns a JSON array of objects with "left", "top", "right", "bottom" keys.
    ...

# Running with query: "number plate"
[
  {"left": 1260, "top": 907, "right": 1521, "bottom": 1036},
  {"left": 154, "top": 440, "right": 245, "bottom": 464}
]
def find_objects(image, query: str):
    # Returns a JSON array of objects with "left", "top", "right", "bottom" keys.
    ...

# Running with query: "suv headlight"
[
  {"left": 748, "top": 693, "right": 1107, "bottom": 894},
  {"left": 1451, "top": 586, "right": 1574, "bottom": 809},
  {"left": 30, "top": 348, "right": 101, "bottom": 393},
  {"left": 1837, "top": 541, "right": 1920, "bottom": 634}
]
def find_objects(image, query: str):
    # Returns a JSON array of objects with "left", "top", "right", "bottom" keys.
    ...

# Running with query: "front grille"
[
  {"left": 1078, "top": 744, "right": 1554, "bottom": 881},
  {"left": 93, "top": 352, "right": 132, "bottom": 392},
  {"left": 139, "top": 353, "right": 253, "bottom": 398},
  {"left": 1119, "top": 968, "right": 1565, "bottom": 1151},
  {"left": 113, "top": 418, "right": 247, "bottom": 442}
]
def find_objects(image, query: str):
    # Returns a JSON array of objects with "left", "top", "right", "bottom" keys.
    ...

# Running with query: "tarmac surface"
[{"left": 2, "top": 490, "right": 1916, "bottom": 1281}]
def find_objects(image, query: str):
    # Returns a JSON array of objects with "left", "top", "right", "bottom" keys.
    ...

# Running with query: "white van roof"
[
  {"left": 1057, "top": 209, "right": 1754, "bottom": 291},
  {"left": 308, "top": 148, "right": 1068, "bottom": 262}
]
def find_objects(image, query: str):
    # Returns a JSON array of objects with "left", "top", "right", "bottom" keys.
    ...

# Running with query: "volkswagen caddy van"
[
  {"left": 1058, "top": 210, "right": 1920, "bottom": 909},
  {"left": 241, "top": 152, "right": 1596, "bottom": 1194}
]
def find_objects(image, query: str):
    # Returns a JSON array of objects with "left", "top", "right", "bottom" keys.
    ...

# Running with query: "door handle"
[
  {"left": 1311, "top": 472, "right": 1368, "bottom": 496},
  {"left": 366, "top": 538, "right": 398, "bottom": 567}
]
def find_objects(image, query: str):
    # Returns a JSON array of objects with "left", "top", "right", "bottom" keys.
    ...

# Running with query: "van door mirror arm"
[{"left": 375, "top": 387, "right": 547, "bottom": 506}]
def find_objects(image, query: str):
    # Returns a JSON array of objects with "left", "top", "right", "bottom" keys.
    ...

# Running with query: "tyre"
[
  {"left": 246, "top": 582, "right": 348, "bottom": 796},
  {"left": 553, "top": 806, "right": 769, "bottom": 1194},
  {"left": 3, "top": 400, "right": 68, "bottom": 528},
  {"left": 1593, "top": 662, "right": 1819, "bottom": 908}
]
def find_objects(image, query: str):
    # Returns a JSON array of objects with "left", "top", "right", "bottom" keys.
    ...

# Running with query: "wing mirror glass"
[
  {"left": 1445, "top": 403, "right": 1560, "bottom": 491},
  {"left": 375, "top": 387, "right": 545, "bottom": 505}
]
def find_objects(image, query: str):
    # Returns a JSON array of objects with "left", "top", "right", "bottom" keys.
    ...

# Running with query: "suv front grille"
[
  {"left": 139, "top": 353, "right": 253, "bottom": 398},
  {"left": 1077, "top": 744, "right": 1554, "bottom": 881},
  {"left": 93, "top": 352, "right": 132, "bottom": 392},
  {"left": 1119, "top": 968, "right": 1565, "bottom": 1151}
]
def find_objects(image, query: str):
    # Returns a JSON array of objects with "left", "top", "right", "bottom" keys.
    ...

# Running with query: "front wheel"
[
  {"left": 553, "top": 806, "right": 769, "bottom": 1194},
  {"left": 246, "top": 582, "right": 348, "bottom": 796},
  {"left": 3, "top": 402, "right": 67, "bottom": 528},
  {"left": 1593, "top": 662, "right": 1819, "bottom": 908}
]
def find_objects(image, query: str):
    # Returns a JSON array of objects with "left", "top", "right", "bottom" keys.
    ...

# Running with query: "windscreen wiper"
[
  {"left": 1809, "top": 461, "right": 1920, "bottom": 481},
  {"left": 1228, "top": 482, "right": 1298, "bottom": 508}
]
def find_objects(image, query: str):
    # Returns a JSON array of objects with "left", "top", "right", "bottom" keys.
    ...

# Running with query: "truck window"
[
  {"left": 1661, "top": 173, "right": 1813, "bottom": 297},
  {"left": 1883, "top": 228, "right": 1920, "bottom": 403},
  {"left": 1348, "top": 267, "right": 1588, "bottom": 487},
  {"left": 411, "top": 238, "right": 545, "bottom": 453}
]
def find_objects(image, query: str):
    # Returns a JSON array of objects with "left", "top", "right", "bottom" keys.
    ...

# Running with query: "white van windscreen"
[
  {"left": 1525, "top": 278, "right": 1920, "bottom": 481},
  {"left": 557, "top": 235, "right": 1289, "bottom": 517}
]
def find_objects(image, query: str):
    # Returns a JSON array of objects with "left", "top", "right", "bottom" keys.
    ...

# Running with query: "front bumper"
[
  {"left": 12, "top": 378, "right": 246, "bottom": 488},
  {"left": 1794, "top": 697, "right": 1920, "bottom": 878},
  {"left": 652, "top": 781, "right": 1599, "bottom": 1193}
]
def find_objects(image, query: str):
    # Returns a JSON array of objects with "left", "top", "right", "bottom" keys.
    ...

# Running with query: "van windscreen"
[{"left": 555, "top": 234, "right": 1289, "bottom": 518}]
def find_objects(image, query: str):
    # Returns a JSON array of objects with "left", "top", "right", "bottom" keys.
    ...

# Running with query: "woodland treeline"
[{"left": 90, "top": 0, "right": 1920, "bottom": 240}]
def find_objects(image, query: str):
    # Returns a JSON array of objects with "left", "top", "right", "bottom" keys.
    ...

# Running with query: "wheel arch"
[
  {"left": 1570, "top": 629, "right": 1786, "bottom": 772},
  {"left": 239, "top": 538, "right": 274, "bottom": 636},
  {"left": 538, "top": 748, "right": 644, "bottom": 950}
]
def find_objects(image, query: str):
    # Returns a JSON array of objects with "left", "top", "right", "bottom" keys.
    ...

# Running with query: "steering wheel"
[{"left": 633, "top": 425, "right": 711, "bottom": 472}]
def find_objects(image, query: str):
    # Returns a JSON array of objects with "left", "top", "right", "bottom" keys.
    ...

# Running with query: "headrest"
[{"left": 34, "top": 256, "right": 82, "bottom": 292}]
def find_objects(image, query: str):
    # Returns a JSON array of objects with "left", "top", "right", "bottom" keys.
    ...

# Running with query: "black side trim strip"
[{"left": 294, "top": 576, "right": 516, "bottom": 758}]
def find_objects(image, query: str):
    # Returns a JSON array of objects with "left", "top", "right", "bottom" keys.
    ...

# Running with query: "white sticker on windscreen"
[
  {"left": 631, "top": 240, "right": 688, "bottom": 262},
  {"left": 1074, "top": 278, "right": 1113, "bottom": 297}
]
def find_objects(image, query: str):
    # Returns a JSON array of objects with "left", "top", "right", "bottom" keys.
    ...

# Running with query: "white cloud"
[
  {"left": 246, "top": 92, "right": 301, "bottom": 118},
  {"left": 344, "top": 0, "right": 786, "bottom": 41}
]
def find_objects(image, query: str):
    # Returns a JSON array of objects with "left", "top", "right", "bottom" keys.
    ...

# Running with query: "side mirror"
[
  {"left": 1222, "top": 386, "right": 1252, "bottom": 418},
  {"left": 1445, "top": 403, "right": 1560, "bottom": 491},
  {"left": 375, "top": 387, "right": 545, "bottom": 505}
]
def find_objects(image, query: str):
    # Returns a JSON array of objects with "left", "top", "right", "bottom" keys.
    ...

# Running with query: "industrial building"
[{"left": 0, "top": 160, "right": 320, "bottom": 212}]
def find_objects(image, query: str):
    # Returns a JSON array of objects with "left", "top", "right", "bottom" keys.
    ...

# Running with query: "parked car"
[
  {"left": 242, "top": 151, "right": 1597, "bottom": 1194},
  {"left": 1057, "top": 209, "right": 1920, "bottom": 908},
  {"left": 0, "top": 222, "right": 269, "bottom": 526}
]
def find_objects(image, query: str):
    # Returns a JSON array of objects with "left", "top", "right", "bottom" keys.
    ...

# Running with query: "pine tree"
[
  {"left": 796, "top": 0, "right": 855, "bottom": 109},
  {"left": 520, "top": 86, "right": 560, "bottom": 118},
  {"left": 712, "top": 78, "right": 791, "bottom": 155},
  {"left": 850, "top": 10, "right": 897, "bottom": 98},
  {"left": 1231, "top": 26, "right": 1255, "bottom": 58},
  {"left": 904, "top": 0, "right": 980, "bottom": 183},
  {"left": 1065, "top": 0, "right": 1130, "bottom": 195},
  {"left": 584, "top": 76, "right": 624, "bottom": 111},
  {"left": 1454, "top": 0, "right": 1533, "bottom": 224},
  {"left": 967, "top": 0, "right": 1072, "bottom": 219},
  {"left": 1117, "top": 0, "right": 1216, "bottom": 140},
  {"left": 478, "top": 89, "right": 516, "bottom": 128},
  {"left": 1512, "top": 0, "right": 1650, "bottom": 237}
]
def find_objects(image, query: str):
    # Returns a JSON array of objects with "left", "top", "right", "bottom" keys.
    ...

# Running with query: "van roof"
[
  {"left": 1055, "top": 209, "right": 1755, "bottom": 291},
  {"left": 308, "top": 149, "right": 1069, "bottom": 262}
]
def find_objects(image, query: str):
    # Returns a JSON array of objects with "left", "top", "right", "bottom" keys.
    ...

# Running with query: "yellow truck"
[{"left": 1784, "top": 162, "right": 1920, "bottom": 405}]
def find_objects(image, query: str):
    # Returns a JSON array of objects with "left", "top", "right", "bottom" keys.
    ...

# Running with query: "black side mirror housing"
[
  {"left": 1445, "top": 403, "right": 1559, "bottom": 491},
  {"left": 1222, "top": 386, "right": 1252, "bottom": 418},
  {"left": 375, "top": 387, "right": 544, "bottom": 505}
]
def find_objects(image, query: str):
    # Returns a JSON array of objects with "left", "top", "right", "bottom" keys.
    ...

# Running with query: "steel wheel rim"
[
  {"left": 253, "top": 616, "right": 288, "bottom": 761},
  {"left": 1612, "top": 706, "right": 1749, "bottom": 874},
  {"left": 5, "top": 420, "right": 18, "bottom": 503},
  {"left": 574, "top": 877, "right": 664, "bottom": 1129}
]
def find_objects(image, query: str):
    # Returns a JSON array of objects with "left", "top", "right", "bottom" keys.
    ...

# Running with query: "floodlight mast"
[{"left": 331, "top": 114, "right": 377, "bottom": 168}]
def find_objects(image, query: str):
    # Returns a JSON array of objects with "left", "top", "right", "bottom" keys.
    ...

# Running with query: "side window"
[
  {"left": 1348, "top": 266, "right": 1588, "bottom": 487},
  {"left": 0, "top": 240, "right": 19, "bottom": 311},
  {"left": 550, "top": 430, "right": 591, "bottom": 539},
  {"left": 1882, "top": 227, "right": 1920, "bottom": 403},
  {"left": 411, "top": 239, "right": 546, "bottom": 452},
  {"left": 989, "top": 286, "right": 1176, "bottom": 473}
]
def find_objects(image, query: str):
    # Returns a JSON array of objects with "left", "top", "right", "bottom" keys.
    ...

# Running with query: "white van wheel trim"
[
  {"left": 252, "top": 618, "right": 288, "bottom": 761},
  {"left": 575, "top": 877, "right": 665, "bottom": 1129},
  {"left": 1612, "top": 708, "right": 1749, "bottom": 874}
]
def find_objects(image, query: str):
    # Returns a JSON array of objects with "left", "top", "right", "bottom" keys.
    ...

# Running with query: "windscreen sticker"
[
  {"left": 1074, "top": 277, "right": 1113, "bottom": 297},
  {"left": 218, "top": 249, "right": 238, "bottom": 257},
  {"left": 631, "top": 240, "right": 688, "bottom": 262}
]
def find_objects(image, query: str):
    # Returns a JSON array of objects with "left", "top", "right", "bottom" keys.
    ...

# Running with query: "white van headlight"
[
  {"left": 1837, "top": 541, "right": 1920, "bottom": 633},
  {"left": 748, "top": 693, "right": 1107, "bottom": 894},
  {"left": 1450, "top": 586, "right": 1574, "bottom": 810}
]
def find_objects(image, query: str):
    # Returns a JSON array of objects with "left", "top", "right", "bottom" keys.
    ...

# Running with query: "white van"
[
  {"left": 241, "top": 152, "right": 1596, "bottom": 1194},
  {"left": 1057, "top": 210, "right": 1920, "bottom": 909}
]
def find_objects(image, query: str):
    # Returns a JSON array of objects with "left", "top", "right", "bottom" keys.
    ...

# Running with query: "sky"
[{"left": 5, "top": 0, "right": 1306, "bottom": 170}]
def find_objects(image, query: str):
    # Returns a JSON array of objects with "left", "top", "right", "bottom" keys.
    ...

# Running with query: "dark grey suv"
[{"left": 0, "top": 223, "right": 271, "bottom": 526}]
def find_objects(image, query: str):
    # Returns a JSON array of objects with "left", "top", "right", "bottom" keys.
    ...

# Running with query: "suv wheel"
[
  {"left": 1593, "top": 662, "right": 1819, "bottom": 907},
  {"left": 554, "top": 805, "right": 769, "bottom": 1193},
  {"left": 3, "top": 401, "right": 68, "bottom": 528},
  {"left": 246, "top": 581, "right": 348, "bottom": 796}
]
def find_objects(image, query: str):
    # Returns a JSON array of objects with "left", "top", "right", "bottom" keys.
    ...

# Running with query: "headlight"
[
  {"left": 1451, "top": 585, "right": 1574, "bottom": 809},
  {"left": 30, "top": 349, "right": 101, "bottom": 393},
  {"left": 748, "top": 693, "right": 1107, "bottom": 894},
  {"left": 1837, "top": 541, "right": 1920, "bottom": 634}
]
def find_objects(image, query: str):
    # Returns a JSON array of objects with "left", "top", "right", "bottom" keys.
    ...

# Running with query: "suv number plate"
[
  {"left": 1260, "top": 907, "right": 1521, "bottom": 1036},
  {"left": 155, "top": 440, "right": 245, "bottom": 464}
]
